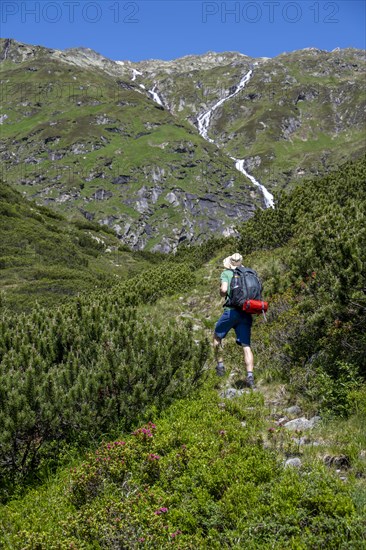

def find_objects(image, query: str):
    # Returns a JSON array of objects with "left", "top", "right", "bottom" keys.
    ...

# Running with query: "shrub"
[{"left": 0, "top": 263, "right": 209, "bottom": 492}]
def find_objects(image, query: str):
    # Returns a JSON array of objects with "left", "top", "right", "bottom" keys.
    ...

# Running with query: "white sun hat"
[{"left": 223, "top": 253, "right": 243, "bottom": 270}]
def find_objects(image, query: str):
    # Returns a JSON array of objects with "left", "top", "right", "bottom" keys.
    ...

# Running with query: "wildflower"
[
  {"left": 134, "top": 426, "right": 153, "bottom": 438},
  {"left": 138, "top": 537, "right": 145, "bottom": 542},
  {"left": 268, "top": 427, "right": 275, "bottom": 433},
  {"left": 219, "top": 430, "right": 226, "bottom": 436},
  {"left": 154, "top": 507, "right": 168, "bottom": 515},
  {"left": 171, "top": 530, "right": 182, "bottom": 538},
  {"left": 148, "top": 453, "right": 161, "bottom": 461}
]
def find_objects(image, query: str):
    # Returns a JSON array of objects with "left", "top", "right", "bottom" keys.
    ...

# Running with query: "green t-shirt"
[{"left": 220, "top": 269, "right": 233, "bottom": 308}]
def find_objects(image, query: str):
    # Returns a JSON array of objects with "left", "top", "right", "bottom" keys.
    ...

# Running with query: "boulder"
[
  {"left": 285, "top": 457, "right": 302, "bottom": 468},
  {"left": 284, "top": 416, "right": 321, "bottom": 431}
]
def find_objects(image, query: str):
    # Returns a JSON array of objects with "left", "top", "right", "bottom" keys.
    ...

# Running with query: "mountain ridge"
[
  {"left": 1, "top": 38, "right": 365, "bottom": 250},
  {"left": 4, "top": 37, "right": 364, "bottom": 65}
]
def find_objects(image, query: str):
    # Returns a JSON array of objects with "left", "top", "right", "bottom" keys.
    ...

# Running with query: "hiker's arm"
[{"left": 220, "top": 281, "right": 228, "bottom": 297}]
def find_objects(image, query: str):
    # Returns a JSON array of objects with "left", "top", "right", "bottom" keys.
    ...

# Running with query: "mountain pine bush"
[
  {"left": 0, "top": 262, "right": 209, "bottom": 492},
  {"left": 238, "top": 156, "right": 366, "bottom": 410}
]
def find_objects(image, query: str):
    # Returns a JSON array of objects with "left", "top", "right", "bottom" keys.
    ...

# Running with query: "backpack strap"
[
  {"left": 223, "top": 268, "right": 235, "bottom": 308},
  {"left": 239, "top": 266, "right": 250, "bottom": 302}
]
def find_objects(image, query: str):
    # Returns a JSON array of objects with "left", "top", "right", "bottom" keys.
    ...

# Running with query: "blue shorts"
[{"left": 214, "top": 308, "right": 252, "bottom": 347}]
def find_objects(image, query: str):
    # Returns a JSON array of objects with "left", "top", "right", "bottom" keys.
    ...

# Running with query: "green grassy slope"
[{"left": 0, "top": 182, "right": 154, "bottom": 312}]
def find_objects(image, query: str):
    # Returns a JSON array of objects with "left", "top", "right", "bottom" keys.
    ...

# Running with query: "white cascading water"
[
  {"left": 232, "top": 158, "right": 274, "bottom": 208},
  {"left": 197, "top": 70, "right": 253, "bottom": 142},
  {"left": 131, "top": 68, "right": 143, "bottom": 81},
  {"left": 148, "top": 84, "right": 164, "bottom": 107},
  {"left": 196, "top": 68, "right": 274, "bottom": 208}
]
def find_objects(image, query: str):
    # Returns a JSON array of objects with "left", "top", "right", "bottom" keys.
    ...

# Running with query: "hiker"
[{"left": 213, "top": 253, "right": 255, "bottom": 388}]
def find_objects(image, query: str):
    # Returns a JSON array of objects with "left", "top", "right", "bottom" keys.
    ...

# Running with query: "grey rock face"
[
  {"left": 71, "top": 143, "right": 86, "bottom": 155},
  {"left": 281, "top": 117, "right": 301, "bottom": 139},
  {"left": 85, "top": 171, "right": 105, "bottom": 182},
  {"left": 166, "top": 192, "right": 180, "bottom": 207},
  {"left": 48, "top": 152, "right": 64, "bottom": 161},
  {"left": 241, "top": 156, "right": 261, "bottom": 172},
  {"left": 25, "top": 156, "right": 43, "bottom": 164},
  {"left": 95, "top": 114, "right": 115, "bottom": 125},
  {"left": 284, "top": 416, "right": 321, "bottom": 431},
  {"left": 151, "top": 166, "right": 165, "bottom": 183},
  {"left": 135, "top": 197, "right": 149, "bottom": 213},
  {"left": 276, "top": 417, "right": 288, "bottom": 425},
  {"left": 56, "top": 192, "right": 79, "bottom": 203},
  {"left": 79, "top": 209, "right": 94, "bottom": 221},
  {"left": 92, "top": 189, "right": 113, "bottom": 201},
  {"left": 112, "top": 175, "right": 130, "bottom": 185},
  {"left": 150, "top": 186, "right": 163, "bottom": 203},
  {"left": 100, "top": 215, "right": 118, "bottom": 227}
]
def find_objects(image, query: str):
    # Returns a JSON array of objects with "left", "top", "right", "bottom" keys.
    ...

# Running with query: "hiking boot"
[
  {"left": 216, "top": 363, "right": 225, "bottom": 377},
  {"left": 246, "top": 375, "right": 255, "bottom": 389}
]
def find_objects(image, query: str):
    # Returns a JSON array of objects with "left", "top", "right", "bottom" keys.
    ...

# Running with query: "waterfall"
[{"left": 196, "top": 68, "right": 274, "bottom": 208}]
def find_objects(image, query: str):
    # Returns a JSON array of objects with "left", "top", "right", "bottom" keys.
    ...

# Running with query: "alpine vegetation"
[{"left": 0, "top": 38, "right": 365, "bottom": 549}]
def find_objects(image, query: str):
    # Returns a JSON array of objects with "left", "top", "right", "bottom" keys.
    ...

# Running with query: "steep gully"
[{"left": 143, "top": 67, "right": 274, "bottom": 209}]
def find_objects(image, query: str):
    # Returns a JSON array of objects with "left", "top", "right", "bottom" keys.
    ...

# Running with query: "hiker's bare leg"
[
  {"left": 243, "top": 346, "right": 254, "bottom": 374},
  {"left": 213, "top": 334, "right": 223, "bottom": 363}
]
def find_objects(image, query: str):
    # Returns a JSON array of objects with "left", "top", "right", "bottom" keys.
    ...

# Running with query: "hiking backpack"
[{"left": 227, "top": 267, "right": 268, "bottom": 316}]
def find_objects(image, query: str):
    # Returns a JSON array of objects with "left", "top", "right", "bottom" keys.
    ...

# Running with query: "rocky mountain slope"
[
  {"left": 0, "top": 181, "right": 157, "bottom": 311},
  {"left": 0, "top": 39, "right": 262, "bottom": 252},
  {"left": 122, "top": 48, "right": 366, "bottom": 190},
  {"left": 1, "top": 39, "right": 365, "bottom": 250}
]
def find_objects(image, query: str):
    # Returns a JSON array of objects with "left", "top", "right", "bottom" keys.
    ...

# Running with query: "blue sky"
[{"left": 1, "top": 1, "right": 365, "bottom": 61}]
